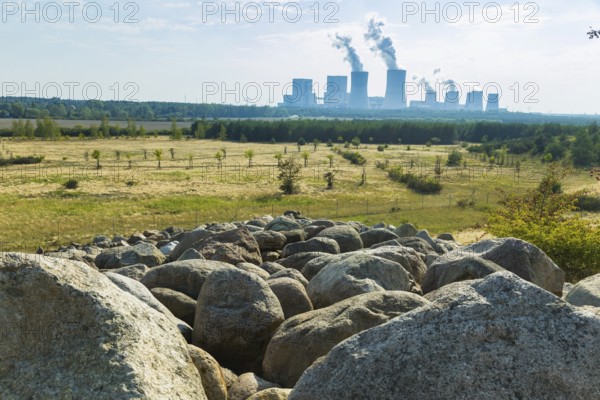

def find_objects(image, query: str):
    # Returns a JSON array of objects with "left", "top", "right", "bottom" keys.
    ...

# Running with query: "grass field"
[{"left": 0, "top": 136, "right": 598, "bottom": 252}]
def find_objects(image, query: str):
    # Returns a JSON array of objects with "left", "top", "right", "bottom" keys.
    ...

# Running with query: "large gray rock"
[
  {"left": 422, "top": 256, "right": 505, "bottom": 294},
  {"left": 95, "top": 242, "right": 166, "bottom": 269},
  {"left": 396, "top": 237, "right": 438, "bottom": 262},
  {"left": 169, "top": 229, "right": 213, "bottom": 261},
  {"left": 269, "top": 268, "right": 309, "bottom": 287},
  {"left": 263, "top": 291, "right": 429, "bottom": 387},
  {"left": 565, "top": 273, "right": 600, "bottom": 307},
  {"left": 247, "top": 388, "right": 292, "bottom": 400},
  {"left": 364, "top": 246, "right": 428, "bottom": 284},
  {"left": 360, "top": 229, "right": 399, "bottom": 248},
  {"left": 228, "top": 373, "right": 280, "bottom": 400},
  {"left": 393, "top": 223, "right": 418, "bottom": 238},
  {"left": 290, "top": 272, "right": 600, "bottom": 400},
  {"left": 236, "top": 262, "right": 271, "bottom": 280},
  {"left": 141, "top": 259, "right": 234, "bottom": 299},
  {"left": 188, "top": 344, "right": 228, "bottom": 400},
  {"left": 300, "top": 254, "right": 337, "bottom": 281},
  {"left": 267, "top": 278, "right": 313, "bottom": 319},
  {"left": 253, "top": 231, "right": 288, "bottom": 252},
  {"left": 150, "top": 287, "right": 197, "bottom": 326},
  {"left": 194, "top": 228, "right": 263, "bottom": 266},
  {"left": 316, "top": 226, "right": 363, "bottom": 253},
  {"left": 278, "top": 252, "right": 331, "bottom": 271},
  {"left": 265, "top": 216, "right": 302, "bottom": 232},
  {"left": 0, "top": 253, "right": 205, "bottom": 399},
  {"left": 282, "top": 237, "right": 340, "bottom": 258},
  {"left": 439, "top": 237, "right": 565, "bottom": 295},
  {"left": 177, "top": 248, "right": 206, "bottom": 261},
  {"left": 192, "top": 268, "right": 284, "bottom": 373},
  {"left": 109, "top": 263, "right": 150, "bottom": 281},
  {"left": 307, "top": 253, "right": 420, "bottom": 308}
]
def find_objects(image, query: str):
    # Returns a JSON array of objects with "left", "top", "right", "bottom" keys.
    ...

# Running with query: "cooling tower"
[
  {"left": 486, "top": 93, "right": 500, "bottom": 113},
  {"left": 444, "top": 90, "right": 460, "bottom": 110},
  {"left": 324, "top": 76, "right": 348, "bottom": 107},
  {"left": 283, "top": 79, "right": 315, "bottom": 108},
  {"left": 348, "top": 71, "right": 369, "bottom": 109},
  {"left": 383, "top": 69, "right": 407, "bottom": 109},
  {"left": 425, "top": 90, "right": 437, "bottom": 107},
  {"left": 465, "top": 91, "right": 484, "bottom": 112}
]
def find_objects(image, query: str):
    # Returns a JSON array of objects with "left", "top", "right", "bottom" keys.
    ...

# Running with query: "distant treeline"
[
  {"left": 1, "top": 97, "right": 600, "bottom": 126},
  {"left": 1, "top": 116, "right": 598, "bottom": 166}
]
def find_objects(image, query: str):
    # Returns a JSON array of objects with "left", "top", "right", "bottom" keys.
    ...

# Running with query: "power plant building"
[
  {"left": 283, "top": 79, "right": 315, "bottom": 108},
  {"left": 348, "top": 71, "right": 370, "bottom": 109},
  {"left": 383, "top": 69, "right": 407, "bottom": 109},
  {"left": 324, "top": 76, "right": 348, "bottom": 108}
]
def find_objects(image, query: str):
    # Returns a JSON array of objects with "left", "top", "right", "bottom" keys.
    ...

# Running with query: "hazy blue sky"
[{"left": 0, "top": 0, "right": 598, "bottom": 114}]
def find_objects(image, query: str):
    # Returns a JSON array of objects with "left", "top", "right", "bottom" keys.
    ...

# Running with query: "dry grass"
[{"left": 0, "top": 137, "right": 598, "bottom": 251}]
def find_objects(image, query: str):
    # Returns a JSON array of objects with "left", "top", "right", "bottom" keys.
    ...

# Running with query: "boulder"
[
  {"left": 169, "top": 229, "right": 213, "bottom": 261},
  {"left": 278, "top": 252, "right": 331, "bottom": 271},
  {"left": 228, "top": 373, "right": 280, "bottom": 400},
  {"left": 437, "top": 233, "right": 456, "bottom": 241},
  {"left": 396, "top": 237, "right": 439, "bottom": 263},
  {"left": 0, "top": 253, "right": 205, "bottom": 399},
  {"left": 359, "top": 229, "right": 399, "bottom": 248},
  {"left": 253, "top": 231, "right": 288, "bottom": 252},
  {"left": 307, "top": 253, "right": 420, "bottom": 308},
  {"left": 290, "top": 272, "right": 600, "bottom": 400},
  {"left": 269, "top": 269, "right": 309, "bottom": 287},
  {"left": 177, "top": 248, "right": 206, "bottom": 261},
  {"left": 316, "top": 226, "right": 363, "bottom": 253},
  {"left": 422, "top": 256, "right": 505, "bottom": 294},
  {"left": 150, "top": 287, "right": 197, "bottom": 326},
  {"left": 194, "top": 228, "right": 263, "bottom": 266},
  {"left": 416, "top": 230, "right": 448, "bottom": 254},
  {"left": 237, "top": 262, "right": 271, "bottom": 280},
  {"left": 280, "top": 229, "right": 306, "bottom": 244},
  {"left": 247, "top": 388, "right": 292, "bottom": 400},
  {"left": 439, "top": 238, "right": 565, "bottom": 295},
  {"left": 221, "top": 368, "right": 238, "bottom": 390},
  {"left": 265, "top": 217, "right": 302, "bottom": 232},
  {"left": 393, "top": 223, "right": 418, "bottom": 238},
  {"left": 565, "top": 273, "right": 600, "bottom": 307},
  {"left": 192, "top": 268, "right": 284, "bottom": 373},
  {"left": 263, "top": 291, "right": 429, "bottom": 387},
  {"left": 300, "top": 255, "right": 338, "bottom": 281},
  {"left": 267, "top": 278, "right": 313, "bottom": 319},
  {"left": 141, "top": 259, "right": 234, "bottom": 299},
  {"left": 259, "top": 262, "right": 287, "bottom": 275},
  {"left": 364, "top": 246, "right": 427, "bottom": 284},
  {"left": 108, "top": 263, "right": 150, "bottom": 281},
  {"left": 261, "top": 251, "right": 281, "bottom": 262},
  {"left": 95, "top": 242, "right": 166, "bottom": 269},
  {"left": 188, "top": 345, "right": 228, "bottom": 400},
  {"left": 281, "top": 237, "right": 340, "bottom": 258}
]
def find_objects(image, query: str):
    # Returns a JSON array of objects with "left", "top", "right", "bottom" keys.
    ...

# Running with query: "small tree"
[
  {"left": 214, "top": 151, "right": 224, "bottom": 167},
  {"left": 352, "top": 137, "right": 361, "bottom": 149},
  {"left": 220, "top": 147, "right": 227, "bottom": 159},
  {"left": 447, "top": 149, "right": 463, "bottom": 167},
  {"left": 298, "top": 137, "right": 306, "bottom": 147},
  {"left": 274, "top": 152, "right": 283, "bottom": 166},
  {"left": 217, "top": 124, "right": 227, "bottom": 141},
  {"left": 171, "top": 119, "right": 182, "bottom": 140},
  {"left": 244, "top": 149, "right": 255, "bottom": 167},
  {"left": 313, "top": 139, "right": 320, "bottom": 152},
  {"left": 169, "top": 148, "right": 175, "bottom": 160},
  {"left": 188, "top": 153, "right": 194, "bottom": 169},
  {"left": 115, "top": 150, "right": 121, "bottom": 160},
  {"left": 324, "top": 171, "right": 337, "bottom": 190},
  {"left": 434, "top": 156, "right": 443, "bottom": 180},
  {"left": 326, "top": 154, "right": 335, "bottom": 168},
  {"left": 125, "top": 152, "right": 133, "bottom": 169},
  {"left": 278, "top": 157, "right": 302, "bottom": 195},
  {"left": 142, "top": 149, "right": 148, "bottom": 160},
  {"left": 91, "top": 150, "right": 101, "bottom": 169},
  {"left": 301, "top": 151, "right": 310, "bottom": 167},
  {"left": 154, "top": 149, "right": 163, "bottom": 169}
]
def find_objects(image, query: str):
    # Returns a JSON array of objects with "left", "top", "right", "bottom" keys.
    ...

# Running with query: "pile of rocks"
[{"left": 2, "top": 213, "right": 600, "bottom": 399}]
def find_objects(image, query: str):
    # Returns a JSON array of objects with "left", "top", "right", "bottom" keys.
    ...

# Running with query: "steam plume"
[
  {"left": 332, "top": 34, "right": 364, "bottom": 72},
  {"left": 364, "top": 18, "right": 398, "bottom": 70}
]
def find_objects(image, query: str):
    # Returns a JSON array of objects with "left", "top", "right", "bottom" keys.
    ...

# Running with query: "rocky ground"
[{"left": 2, "top": 213, "right": 600, "bottom": 399}]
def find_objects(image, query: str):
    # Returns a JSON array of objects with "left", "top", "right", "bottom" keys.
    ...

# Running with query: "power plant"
[
  {"left": 280, "top": 71, "right": 500, "bottom": 113},
  {"left": 348, "top": 71, "right": 370, "bottom": 109},
  {"left": 280, "top": 22, "right": 501, "bottom": 113}
]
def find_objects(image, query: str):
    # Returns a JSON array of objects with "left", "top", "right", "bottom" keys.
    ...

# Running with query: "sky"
[{"left": 0, "top": 0, "right": 599, "bottom": 114}]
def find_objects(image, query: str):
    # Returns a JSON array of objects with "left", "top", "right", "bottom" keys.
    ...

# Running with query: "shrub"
[
  {"left": 487, "top": 164, "right": 600, "bottom": 281},
  {"left": 340, "top": 151, "right": 366, "bottom": 166},
  {"left": 278, "top": 157, "right": 302, "bottom": 195},
  {"left": 388, "top": 166, "right": 442, "bottom": 194},
  {"left": 576, "top": 195, "right": 600, "bottom": 212},
  {"left": 0, "top": 155, "right": 44, "bottom": 167},
  {"left": 63, "top": 179, "right": 79, "bottom": 190},
  {"left": 446, "top": 149, "right": 463, "bottom": 167},
  {"left": 377, "top": 145, "right": 386, "bottom": 152}
]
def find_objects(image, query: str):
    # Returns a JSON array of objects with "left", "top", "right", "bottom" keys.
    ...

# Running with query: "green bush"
[
  {"left": 377, "top": 145, "right": 386, "bottom": 152},
  {"left": 388, "top": 166, "right": 442, "bottom": 194},
  {"left": 576, "top": 195, "right": 600, "bottom": 212},
  {"left": 63, "top": 179, "right": 79, "bottom": 190},
  {"left": 0, "top": 155, "right": 44, "bottom": 167},
  {"left": 488, "top": 165, "right": 600, "bottom": 282},
  {"left": 446, "top": 149, "right": 463, "bottom": 166},
  {"left": 341, "top": 151, "right": 366, "bottom": 166}
]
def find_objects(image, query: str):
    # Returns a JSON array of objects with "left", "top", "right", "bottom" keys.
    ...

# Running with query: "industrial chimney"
[
  {"left": 383, "top": 69, "right": 407, "bottom": 109},
  {"left": 324, "top": 76, "right": 348, "bottom": 108},
  {"left": 348, "top": 71, "right": 369, "bottom": 109},
  {"left": 486, "top": 93, "right": 500, "bottom": 113},
  {"left": 465, "top": 91, "right": 484, "bottom": 112},
  {"left": 444, "top": 90, "right": 460, "bottom": 110},
  {"left": 425, "top": 90, "right": 437, "bottom": 109}
]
